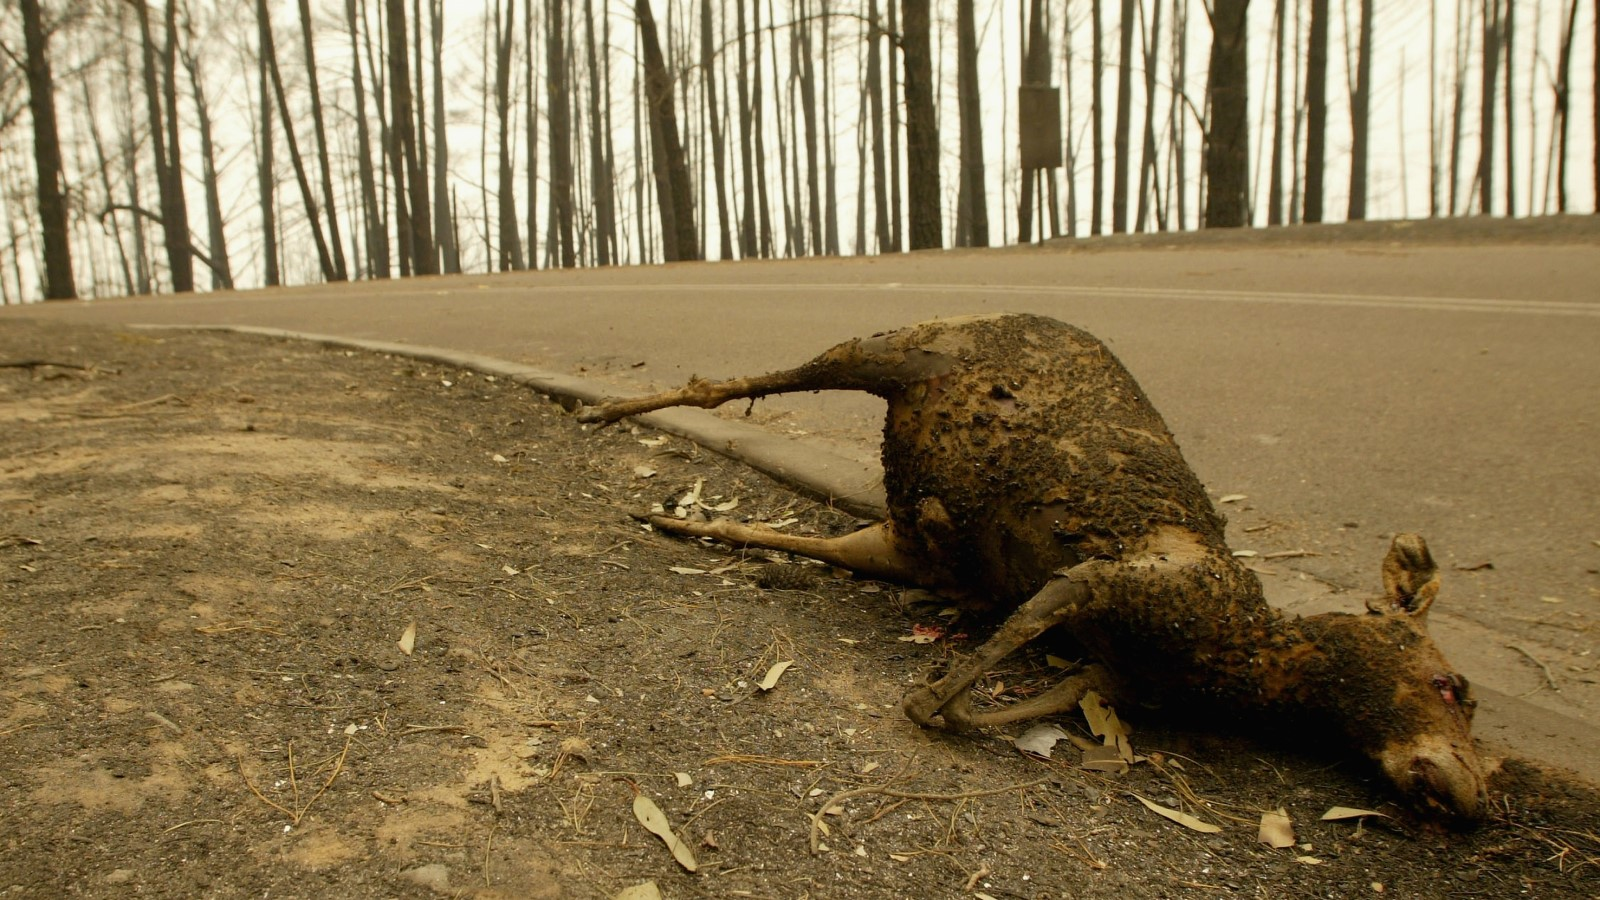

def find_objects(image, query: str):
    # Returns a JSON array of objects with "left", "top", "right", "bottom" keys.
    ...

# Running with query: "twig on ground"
[
  {"left": 808, "top": 777, "right": 1049, "bottom": 854},
  {"left": 1508, "top": 644, "right": 1559, "bottom": 691}
]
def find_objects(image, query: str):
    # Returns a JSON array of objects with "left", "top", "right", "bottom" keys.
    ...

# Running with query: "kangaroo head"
[{"left": 1304, "top": 534, "right": 1487, "bottom": 823}]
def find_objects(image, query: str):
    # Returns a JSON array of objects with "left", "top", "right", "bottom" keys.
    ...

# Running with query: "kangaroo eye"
[{"left": 1433, "top": 673, "right": 1472, "bottom": 707}]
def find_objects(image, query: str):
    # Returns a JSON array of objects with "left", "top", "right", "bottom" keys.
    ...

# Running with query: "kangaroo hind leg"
[
  {"left": 648, "top": 516, "right": 934, "bottom": 588},
  {"left": 576, "top": 330, "right": 955, "bottom": 425}
]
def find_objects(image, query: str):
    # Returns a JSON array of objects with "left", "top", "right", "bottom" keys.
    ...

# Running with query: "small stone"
[
  {"left": 400, "top": 864, "right": 451, "bottom": 893},
  {"left": 105, "top": 869, "right": 135, "bottom": 884}
]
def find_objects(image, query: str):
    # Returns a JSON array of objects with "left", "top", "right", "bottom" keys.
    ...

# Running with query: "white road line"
[{"left": 487, "top": 281, "right": 1600, "bottom": 317}]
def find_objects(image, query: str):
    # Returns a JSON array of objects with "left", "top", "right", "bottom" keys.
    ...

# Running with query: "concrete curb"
[{"left": 139, "top": 323, "right": 1600, "bottom": 790}]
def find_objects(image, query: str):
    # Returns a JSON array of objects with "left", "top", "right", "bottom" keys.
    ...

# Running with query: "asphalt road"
[{"left": 7, "top": 219, "right": 1599, "bottom": 733}]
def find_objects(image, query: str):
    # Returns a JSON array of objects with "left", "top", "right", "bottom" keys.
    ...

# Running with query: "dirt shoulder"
[{"left": 3, "top": 321, "right": 1597, "bottom": 898}]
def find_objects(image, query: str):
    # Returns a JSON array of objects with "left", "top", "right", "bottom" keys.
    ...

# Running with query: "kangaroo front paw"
[
  {"left": 901, "top": 684, "right": 976, "bottom": 732},
  {"left": 901, "top": 685, "right": 943, "bottom": 727}
]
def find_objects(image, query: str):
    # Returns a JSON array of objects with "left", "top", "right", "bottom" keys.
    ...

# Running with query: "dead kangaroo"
[{"left": 577, "top": 313, "right": 1488, "bottom": 822}]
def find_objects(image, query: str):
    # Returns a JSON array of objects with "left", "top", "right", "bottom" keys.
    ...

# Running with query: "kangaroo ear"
[{"left": 1367, "top": 533, "right": 1440, "bottom": 621}]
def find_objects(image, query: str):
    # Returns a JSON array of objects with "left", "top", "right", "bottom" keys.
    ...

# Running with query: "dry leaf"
[
  {"left": 1232, "top": 549, "right": 1260, "bottom": 558},
  {"left": 1014, "top": 724, "right": 1071, "bottom": 758},
  {"left": 1296, "top": 855, "right": 1324, "bottom": 865},
  {"left": 757, "top": 660, "right": 794, "bottom": 691},
  {"left": 1045, "top": 654, "right": 1073, "bottom": 668},
  {"left": 632, "top": 794, "right": 697, "bottom": 872},
  {"left": 674, "top": 772, "right": 693, "bottom": 787},
  {"left": 708, "top": 498, "right": 740, "bottom": 512},
  {"left": 632, "top": 465, "right": 657, "bottom": 479},
  {"left": 612, "top": 881, "right": 663, "bottom": 900},
  {"left": 1080, "top": 691, "right": 1111, "bottom": 736},
  {"left": 638, "top": 436, "right": 668, "bottom": 448},
  {"left": 1258, "top": 808, "right": 1295, "bottom": 848},
  {"left": 1133, "top": 794, "right": 1222, "bottom": 833},
  {"left": 1321, "top": 806, "right": 1388, "bottom": 821},
  {"left": 1219, "top": 493, "right": 1248, "bottom": 504},
  {"left": 1080, "top": 745, "right": 1129, "bottom": 774},
  {"left": 397, "top": 622, "right": 416, "bottom": 656},
  {"left": 1080, "top": 692, "right": 1133, "bottom": 760},
  {"left": 668, "top": 566, "right": 707, "bottom": 575}
]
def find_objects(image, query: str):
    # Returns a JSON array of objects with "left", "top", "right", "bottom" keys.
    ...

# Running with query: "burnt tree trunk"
[
  {"left": 136, "top": 0, "right": 194, "bottom": 292},
  {"left": 1304, "top": 0, "right": 1330, "bottom": 223},
  {"left": 347, "top": 0, "right": 389, "bottom": 278},
  {"left": 886, "top": 0, "right": 902, "bottom": 250},
  {"left": 901, "top": 0, "right": 940, "bottom": 250},
  {"left": 525, "top": 0, "right": 540, "bottom": 266},
  {"left": 260, "top": 0, "right": 340, "bottom": 281},
  {"left": 701, "top": 0, "right": 733, "bottom": 260},
  {"left": 954, "top": 0, "right": 989, "bottom": 247},
  {"left": 1552, "top": 0, "right": 1579, "bottom": 211},
  {"left": 636, "top": 0, "right": 699, "bottom": 261},
  {"left": 180, "top": 38, "right": 233, "bottom": 290},
  {"left": 798, "top": 0, "right": 823, "bottom": 254},
  {"left": 1111, "top": 0, "right": 1135, "bottom": 232},
  {"left": 297, "top": 0, "right": 349, "bottom": 279},
  {"left": 735, "top": 0, "right": 758, "bottom": 256},
  {"left": 547, "top": 0, "right": 576, "bottom": 267},
  {"left": 1268, "top": 0, "right": 1286, "bottom": 225},
  {"left": 820, "top": 0, "right": 840, "bottom": 255},
  {"left": 752, "top": 0, "right": 775, "bottom": 256},
  {"left": 20, "top": 0, "right": 75, "bottom": 300},
  {"left": 1346, "top": 0, "right": 1373, "bottom": 220},
  {"left": 1477, "top": 0, "right": 1501, "bottom": 214},
  {"left": 1501, "top": 0, "right": 1515, "bottom": 215},
  {"left": 867, "top": 0, "right": 891, "bottom": 252},
  {"left": 1135, "top": 0, "right": 1163, "bottom": 232},
  {"left": 385, "top": 0, "right": 436, "bottom": 274},
  {"left": 432, "top": 0, "right": 461, "bottom": 272},
  {"left": 257, "top": 2, "right": 280, "bottom": 286},
  {"left": 587, "top": 0, "right": 618, "bottom": 263},
  {"left": 494, "top": 0, "right": 524, "bottom": 270},
  {"left": 1090, "top": 0, "right": 1105, "bottom": 234},
  {"left": 1203, "top": 0, "right": 1249, "bottom": 227}
]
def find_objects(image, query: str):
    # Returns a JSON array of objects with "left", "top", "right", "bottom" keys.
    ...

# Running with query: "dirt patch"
[{"left": 2, "top": 320, "right": 1597, "bottom": 898}]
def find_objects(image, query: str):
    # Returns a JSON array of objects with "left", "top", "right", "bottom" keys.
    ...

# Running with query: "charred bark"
[
  {"left": 636, "top": 0, "right": 699, "bottom": 261},
  {"left": 385, "top": 0, "right": 435, "bottom": 274},
  {"left": 701, "top": 0, "right": 732, "bottom": 260},
  {"left": 1304, "top": 0, "right": 1330, "bottom": 223},
  {"left": 19, "top": 0, "right": 75, "bottom": 299},
  {"left": 297, "top": 0, "right": 349, "bottom": 279},
  {"left": 180, "top": 36, "right": 233, "bottom": 290},
  {"left": 135, "top": 0, "right": 194, "bottom": 292},
  {"left": 432, "top": 0, "right": 461, "bottom": 272},
  {"left": 1203, "top": 0, "right": 1249, "bottom": 227},
  {"left": 547, "top": 0, "right": 576, "bottom": 267},
  {"left": 257, "top": 1, "right": 280, "bottom": 286},
  {"left": 347, "top": 0, "right": 389, "bottom": 278},
  {"left": 1347, "top": 0, "right": 1373, "bottom": 220},
  {"left": 587, "top": 0, "right": 618, "bottom": 263},
  {"left": 1090, "top": 0, "right": 1105, "bottom": 234},
  {"left": 901, "top": 0, "right": 940, "bottom": 250},
  {"left": 954, "top": 0, "right": 988, "bottom": 247},
  {"left": 259, "top": 0, "right": 340, "bottom": 282},
  {"left": 494, "top": 0, "right": 524, "bottom": 270},
  {"left": 1111, "top": 0, "right": 1135, "bottom": 233},
  {"left": 866, "top": 0, "right": 891, "bottom": 252}
]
